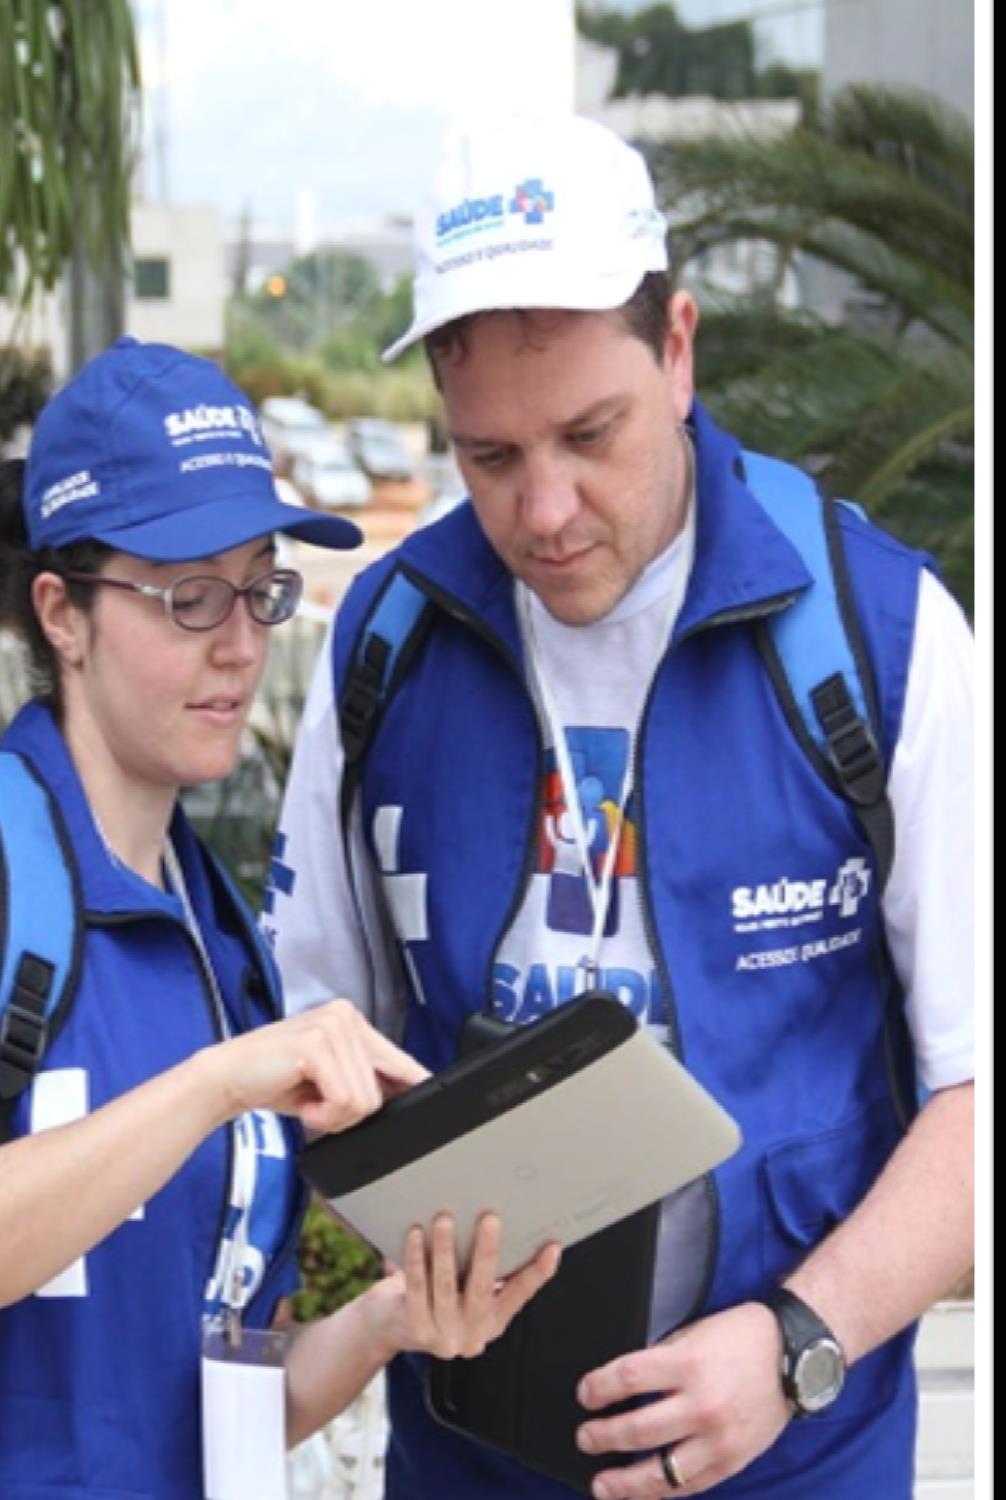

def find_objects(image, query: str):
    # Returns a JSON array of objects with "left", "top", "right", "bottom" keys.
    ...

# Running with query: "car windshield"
[
  {"left": 266, "top": 401, "right": 328, "bottom": 431},
  {"left": 365, "top": 434, "right": 404, "bottom": 457}
]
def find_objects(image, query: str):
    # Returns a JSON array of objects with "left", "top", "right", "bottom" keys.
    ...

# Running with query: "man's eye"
[
  {"left": 472, "top": 448, "right": 511, "bottom": 470},
  {"left": 568, "top": 424, "right": 608, "bottom": 448}
]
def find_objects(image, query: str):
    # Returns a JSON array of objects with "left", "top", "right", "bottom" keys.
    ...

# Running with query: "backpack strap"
[
  {"left": 336, "top": 568, "right": 436, "bottom": 840},
  {"left": 0, "top": 752, "right": 83, "bottom": 1141},
  {"left": 742, "top": 452, "right": 895, "bottom": 889}
]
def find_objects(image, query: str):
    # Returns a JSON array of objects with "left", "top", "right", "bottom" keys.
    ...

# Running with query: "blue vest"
[
  {"left": 0, "top": 702, "right": 305, "bottom": 1499},
  {"left": 331, "top": 403, "right": 927, "bottom": 1498}
]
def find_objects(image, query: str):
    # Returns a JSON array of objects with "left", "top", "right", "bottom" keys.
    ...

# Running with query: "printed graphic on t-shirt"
[
  {"left": 494, "top": 727, "right": 665, "bottom": 1031},
  {"left": 538, "top": 728, "right": 636, "bottom": 937}
]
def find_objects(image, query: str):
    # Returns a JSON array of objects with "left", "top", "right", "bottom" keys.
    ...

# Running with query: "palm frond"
[
  {"left": 649, "top": 82, "right": 973, "bottom": 605},
  {"left": 659, "top": 128, "right": 972, "bottom": 298},
  {"left": 0, "top": 0, "right": 140, "bottom": 309}
]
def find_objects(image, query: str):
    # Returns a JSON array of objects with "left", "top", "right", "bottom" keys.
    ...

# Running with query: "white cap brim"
[{"left": 382, "top": 262, "right": 661, "bottom": 363}]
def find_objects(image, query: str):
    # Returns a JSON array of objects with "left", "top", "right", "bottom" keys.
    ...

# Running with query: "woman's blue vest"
[
  {"left": 0, "top": 702, "right": 304, "bottom": 1499},
  {"left": 331, "top": 402, "right": 928, "bottom": 1498}
]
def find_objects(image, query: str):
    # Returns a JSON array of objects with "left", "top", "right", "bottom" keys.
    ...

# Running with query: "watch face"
[{"left": 794, "top": 1339, "right": 845, "bottom": 1412}]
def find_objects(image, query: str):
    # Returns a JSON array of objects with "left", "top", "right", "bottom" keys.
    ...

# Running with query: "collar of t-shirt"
[{"left": 515, "top": 482, "right": 697, "bottom": 734}]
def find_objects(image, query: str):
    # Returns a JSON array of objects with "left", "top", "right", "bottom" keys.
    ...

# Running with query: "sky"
[{"left": 134, "top": 0, "right": 824, "bottom": 234}]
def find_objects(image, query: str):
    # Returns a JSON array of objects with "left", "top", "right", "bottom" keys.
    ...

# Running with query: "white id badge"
[{"left": 202, "top": 1325, "right": 289, "bottom": 1500}]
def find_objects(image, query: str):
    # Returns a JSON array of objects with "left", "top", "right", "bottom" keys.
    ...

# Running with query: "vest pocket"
[{"left": 758, "top": 1097, "right": 906, "bottom": 1421}]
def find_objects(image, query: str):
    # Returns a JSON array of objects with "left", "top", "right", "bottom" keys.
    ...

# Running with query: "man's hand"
[{"left": 576, "top": 1303, "right": 790, "bottom": 1497}]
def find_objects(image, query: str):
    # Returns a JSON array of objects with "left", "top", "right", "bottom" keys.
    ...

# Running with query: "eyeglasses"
[{"left": 61, "top": 568, "right": 304, "bottom": 632}]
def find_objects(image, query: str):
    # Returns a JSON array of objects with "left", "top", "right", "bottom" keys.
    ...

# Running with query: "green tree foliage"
[
  {"left": 292, "top": 1201, "right": 382, "bottom": 1321},
  {"left": 227, "top": 262, "right": 438, "bottom": 422},
  {"left": 0, "top": 346, "right": 52, "bottom": 442},
  {"left": 651, "top": 85, "right": 974, "bottom": 608},
  {"left": 577, "top": 3, "right": 816, "bottom": 109},
  {"left": 0, "top": 0, "right": 140, "bottom": 312},
  {"left": 246, "top": 249, "right": 384, "bottom": 354}
]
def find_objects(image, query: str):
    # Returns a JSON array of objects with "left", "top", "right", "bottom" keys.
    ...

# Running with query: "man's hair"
[{"left": 424, "top": 270, "right": 671, "bottom": 378}]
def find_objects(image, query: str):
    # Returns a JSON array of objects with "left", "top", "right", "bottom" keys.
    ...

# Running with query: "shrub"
[
  {"left": 292, "top": 1199, "right": 382, "bottom": 1321},
  {"left": 0, "top": 348, "right": 53, "bottom": 444}
]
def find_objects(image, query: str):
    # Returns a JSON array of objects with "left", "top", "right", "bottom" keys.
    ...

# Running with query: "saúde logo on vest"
[{"left": 731, "top": 856, "right": 871, "bottom": 973}]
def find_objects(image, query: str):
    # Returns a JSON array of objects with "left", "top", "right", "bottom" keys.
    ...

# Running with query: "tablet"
[{"left": 299, "top": 993, "right": 741, "bottom": 1276}]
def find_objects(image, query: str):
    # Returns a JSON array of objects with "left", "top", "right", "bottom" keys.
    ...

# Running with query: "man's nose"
[{"left": 518, "top": 451, "right": 580, "bottom": 537}]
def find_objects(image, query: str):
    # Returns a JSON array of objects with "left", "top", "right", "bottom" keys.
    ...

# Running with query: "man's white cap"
[{"left": 382, "top": 114, "right": 669, "bottom": 362}]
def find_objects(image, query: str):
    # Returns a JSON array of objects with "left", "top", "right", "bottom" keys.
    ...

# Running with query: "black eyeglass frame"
[{"left": 60, "top": 567, "right": 304, "bottom": 632}]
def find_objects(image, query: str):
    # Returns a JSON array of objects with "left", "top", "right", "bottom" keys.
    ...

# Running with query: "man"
[{"left": 269, "top": 116, "right": 973, "bottom": 1498}]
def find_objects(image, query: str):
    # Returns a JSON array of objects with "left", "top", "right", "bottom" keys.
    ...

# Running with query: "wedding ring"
[{"left": 660, "top": 1445, "right": 685, "bottom": 1489}]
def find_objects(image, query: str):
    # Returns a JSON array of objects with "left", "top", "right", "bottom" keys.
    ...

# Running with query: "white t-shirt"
[{"left": 267, "top": 519, "right": 975, "bottom": 1330}]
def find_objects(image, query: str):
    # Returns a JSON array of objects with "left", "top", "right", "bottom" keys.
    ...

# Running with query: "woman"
[{"left": 0, "top": 339, "right": 558, "bottom": 1499}]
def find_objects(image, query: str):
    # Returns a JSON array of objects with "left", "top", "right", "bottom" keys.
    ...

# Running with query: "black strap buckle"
[
  {"left": 340, "top": 633, "right": 392, "bottom": 764},
  {"left": 0, "top": 953, "right": 54, "bottom": 1099},
  {"left": 811, "top": 674, "right": 885, "bottom": 808}
]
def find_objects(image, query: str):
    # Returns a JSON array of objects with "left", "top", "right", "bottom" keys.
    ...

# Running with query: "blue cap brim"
[{"left": 87, "top": 493, "right": 362, "bottom": 562}]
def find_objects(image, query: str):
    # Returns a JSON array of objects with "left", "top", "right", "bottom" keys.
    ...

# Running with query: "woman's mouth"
[{"left": 189, "top": 697, "right": 244, "bottom": 723}]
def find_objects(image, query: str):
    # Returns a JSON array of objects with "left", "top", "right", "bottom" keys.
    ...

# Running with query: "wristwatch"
[{"left": 761, "top": 1287, "right": 846, "bottom": 1417}]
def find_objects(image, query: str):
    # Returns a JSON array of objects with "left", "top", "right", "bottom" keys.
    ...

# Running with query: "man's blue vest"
[
  {"left": 331, "top": 401, "right": 927, "bottom": 1498},
  {"left": 0, "top": 702, "right": 304, "bottom": 1499}
]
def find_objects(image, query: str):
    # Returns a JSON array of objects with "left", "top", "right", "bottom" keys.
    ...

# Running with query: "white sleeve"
[
  {"left": 882, "top": 570, "right": 974, "bottom": 1092},
  {"left": 264, "top": 619, "right": 408, "bottom": 1041}
]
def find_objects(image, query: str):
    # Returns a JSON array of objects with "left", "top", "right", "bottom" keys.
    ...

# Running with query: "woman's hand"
[
  {"left": 285, "top": 1213, "right": 560, "bottom": 1445},
  {"left": 360, "top": 1211, "right": 562, "bottom": 1364},
  {"left": 197, "top": 1000, "right": 428, "bottom": 1131}
]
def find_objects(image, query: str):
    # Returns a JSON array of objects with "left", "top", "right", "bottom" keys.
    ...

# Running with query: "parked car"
[
  {"left": 344, "top": 417, "right": 416, "bottom": 482},
  {"left": 291, "top": 440, "right": 371, "bottom": 511},
  {"left": 259, "top": 396, "right": 332, "bottom": 475}
]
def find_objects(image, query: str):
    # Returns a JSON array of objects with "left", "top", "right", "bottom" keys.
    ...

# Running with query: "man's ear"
[
  {"left": 31, "top": 571, "right": 90, "bottom": 669},
  {"left": 663, "top": 290, "right": 700, "bottom": 425}
]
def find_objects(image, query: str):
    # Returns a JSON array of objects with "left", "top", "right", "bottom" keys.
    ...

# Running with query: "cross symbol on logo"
[{"left": 510, "top": 178, "right": 555, "bottom": 225}]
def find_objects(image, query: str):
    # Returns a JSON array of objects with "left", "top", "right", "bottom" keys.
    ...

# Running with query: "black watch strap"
[
  {"left": 761, "top": 1287, "right": 845, "bottom": 1416},
  {"left": 763, "top": 1286, "right": 834, "bottom": 1344}
]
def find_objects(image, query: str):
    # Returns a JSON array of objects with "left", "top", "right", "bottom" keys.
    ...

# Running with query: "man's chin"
[{"left": 530, "top": 583, "right": 619, "bottom": 628}]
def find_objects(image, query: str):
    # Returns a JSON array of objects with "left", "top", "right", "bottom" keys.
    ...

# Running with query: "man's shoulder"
[
  {"left": 334, "top": 499, "right": 505, "bottom": 655},
  {"left": 832, "top": 498, "right": 931, "bottom": 577}
]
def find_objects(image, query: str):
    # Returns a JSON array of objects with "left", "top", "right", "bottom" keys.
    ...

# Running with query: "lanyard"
[
  {"left": 164, "top": 840, "right": 253, "bottom": 1344},
  {"left": 518, "top": 587, "right": 635, "bottom": 992},
  {"left": 515, "top": 438, "right": 694, "bottom": 993}
]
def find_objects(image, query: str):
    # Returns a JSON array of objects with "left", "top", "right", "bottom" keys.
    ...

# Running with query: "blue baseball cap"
[{"left": 24, "top": 338, "right": 362, "bottom": 560}]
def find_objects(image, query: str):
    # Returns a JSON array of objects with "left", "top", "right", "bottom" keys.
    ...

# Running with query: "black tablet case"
[{"left": 424, "top": 1011, "right": 659, "bottom": 1494}]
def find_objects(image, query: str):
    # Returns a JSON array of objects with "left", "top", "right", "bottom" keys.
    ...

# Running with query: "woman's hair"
[{"left": 0, "top": 458, "right": 113, "bottom": 713}]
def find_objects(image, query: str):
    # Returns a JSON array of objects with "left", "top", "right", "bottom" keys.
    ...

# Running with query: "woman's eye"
[{"left": 172, "top": 582, "right": 213, "bottom": 612}]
